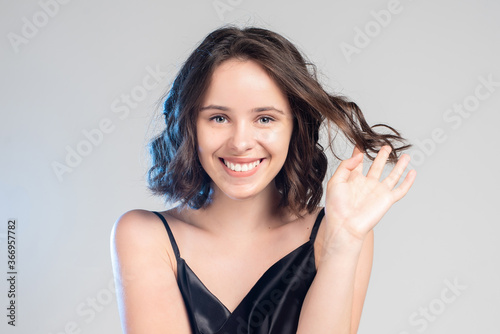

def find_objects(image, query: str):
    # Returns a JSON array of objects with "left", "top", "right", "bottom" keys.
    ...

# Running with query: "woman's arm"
[
  {"left": 110, "top": 209, "right": 192, "bottom": 334},
  {"left": 297, "top": 227, "right": 373, "bottom": 333},
  {"left": 350, "top": 229, "right": 374, "bottom": 333},
  {"left": 297, "top": 145, "right": 415, "bottom": 333}
]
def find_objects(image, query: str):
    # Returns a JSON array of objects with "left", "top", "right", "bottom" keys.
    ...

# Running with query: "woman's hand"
[{"left": 324, "top": 145, "right": 416, "bottom": 244}]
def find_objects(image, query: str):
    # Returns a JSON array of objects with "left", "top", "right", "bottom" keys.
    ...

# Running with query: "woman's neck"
[{"left": 188, "top": 182, "right": 292, "bottom": 237}]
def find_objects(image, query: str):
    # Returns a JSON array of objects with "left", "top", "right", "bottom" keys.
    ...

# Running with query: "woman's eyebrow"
[{"left": 199, "top": 105, "right": 284, "bottom": 114}]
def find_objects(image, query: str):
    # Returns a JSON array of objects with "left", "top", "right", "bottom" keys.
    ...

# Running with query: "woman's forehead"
[{"left": 201, "top": 59, "right": 290, "bottom": 113}]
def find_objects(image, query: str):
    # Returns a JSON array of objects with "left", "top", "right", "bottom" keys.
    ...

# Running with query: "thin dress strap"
[
  {"left": 152, "top": 211, "right": 181, "bottom": 259},
  {"left": 309, "top": 207, "right": 325, "bottom": 242}
]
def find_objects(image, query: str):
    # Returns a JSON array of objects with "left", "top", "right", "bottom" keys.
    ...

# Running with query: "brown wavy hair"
[{"left": 147, "top": 25, "right": 411, "bottom": 217}]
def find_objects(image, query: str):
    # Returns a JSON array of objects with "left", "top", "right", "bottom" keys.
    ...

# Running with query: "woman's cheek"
[
  {"left": 259, "top": 127, "right": 292, "bottom": 151},
  {"left": 258, "top": 128, "right": 280, "bottom": 143}
]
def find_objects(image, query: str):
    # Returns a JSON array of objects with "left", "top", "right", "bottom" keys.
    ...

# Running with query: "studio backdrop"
[{"left": 1, "top": 0, "right": 499, "bottom": 333}]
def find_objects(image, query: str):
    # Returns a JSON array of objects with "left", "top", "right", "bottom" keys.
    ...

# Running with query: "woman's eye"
[
  {"left": 212, "top": 116, "right": 226, "bottom": 123},
  {"left": 259, "top": 117, "right": 273, "bottom": 124}
]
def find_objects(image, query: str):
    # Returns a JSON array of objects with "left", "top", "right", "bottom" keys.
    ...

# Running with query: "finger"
[
  {"left": 391, "top": 169, "right": 417, "bottom": 202},
  {"left": 366, "top": 145, "right": 391, "bottom": 180},
  {"left": 352, "top": 145, "right": 364, "bottom": 174},
  {"left": 329, "top": 152, "right": 364, "bottom": 185},
  {"left": 383, "top": 153, "right": 410, "bottom": 189}
]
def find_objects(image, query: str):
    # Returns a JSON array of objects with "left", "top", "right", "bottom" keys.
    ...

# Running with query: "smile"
[{"left": 221, "top": 158, "right": 262, "bottom": 172}]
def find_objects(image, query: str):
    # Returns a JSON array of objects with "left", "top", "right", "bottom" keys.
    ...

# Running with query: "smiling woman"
[
  {"left": 110, "top": 25, "right": 416, "bottom": 334},
  {"left": 197, "top": 59, "right": 294, "bottom": 201}
]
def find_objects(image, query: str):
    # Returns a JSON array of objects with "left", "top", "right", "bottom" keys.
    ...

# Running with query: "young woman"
[{"left": 110, "top": 26, "right": 416, "bottom": 334}]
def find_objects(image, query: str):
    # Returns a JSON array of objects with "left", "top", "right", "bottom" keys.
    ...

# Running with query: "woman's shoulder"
[
  {"left": 294, "top": 206, "right": 325, "bottom": 232},
  {"left": 113, "top": 207, "right": 187, "bottom": 229},
  {"left": 113, "top": 209, "right": 166, "bottom": 235},
  {"left": 111, "top": 209, "right": 180, "bottom": 268}
]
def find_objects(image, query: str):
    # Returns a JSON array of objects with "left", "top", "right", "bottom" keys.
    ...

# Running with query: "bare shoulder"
[
  {"left": 111, "top": 209, "right": 176, "bottom": 268},
  {"left": 112, "top": 209, "right": 164, "bottom": 232},
  {"left": 112, "top": 210, "right": 166, "bottom": 251},
  {"left": 110, "top": 209, "right": 191, "bottom": 333}
]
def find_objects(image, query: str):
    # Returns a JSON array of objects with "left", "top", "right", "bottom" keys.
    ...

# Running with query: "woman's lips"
[{"left": 219, "top": 158, "right": 264, "bottom": 176}]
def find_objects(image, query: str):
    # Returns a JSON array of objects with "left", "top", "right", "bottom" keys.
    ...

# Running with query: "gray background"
[{"left": 1, "top": 0, "right": 499, "bottom": 333}]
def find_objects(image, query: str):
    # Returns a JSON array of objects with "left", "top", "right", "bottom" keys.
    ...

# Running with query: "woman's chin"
[
  {"left": 213, "top": 183, "right": 263, "bottom": 202},
  {"left": 221, "top": 189, "right": 259, "bottom": 201}
]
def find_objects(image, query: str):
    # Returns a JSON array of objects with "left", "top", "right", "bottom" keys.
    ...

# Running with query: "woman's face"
[{"left": 196, "top": 58, "right": 294, "bottom": 201}]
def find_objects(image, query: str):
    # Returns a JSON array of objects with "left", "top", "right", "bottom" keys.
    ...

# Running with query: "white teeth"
[{"left": 223, "top": 159, "right": 261, "bottom": 172}]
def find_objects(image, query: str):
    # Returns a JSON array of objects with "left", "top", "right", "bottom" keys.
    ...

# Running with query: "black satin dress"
[{"left": 152, "top": 207, "right": 325, "bottom": 334}]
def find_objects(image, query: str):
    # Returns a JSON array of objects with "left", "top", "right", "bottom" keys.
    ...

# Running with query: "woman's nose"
[{"left": 228, "top": 122, "right": 255, "bottom": 153}]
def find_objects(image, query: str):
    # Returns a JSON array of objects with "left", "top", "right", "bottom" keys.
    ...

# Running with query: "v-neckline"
[{"left": 178, "top": 239, "right": 314, "bottom": 315}]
